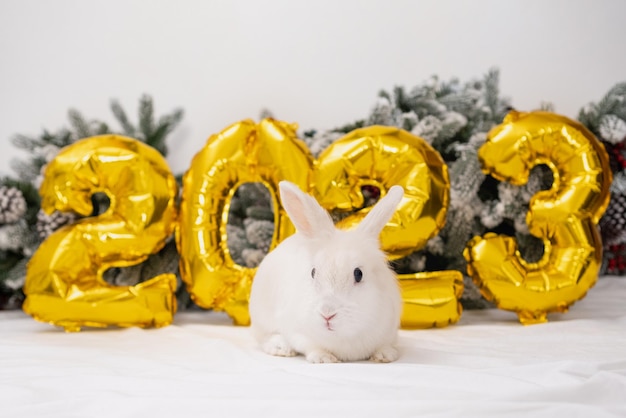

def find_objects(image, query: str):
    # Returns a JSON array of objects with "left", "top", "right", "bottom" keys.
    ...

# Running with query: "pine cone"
[
  {"left": 602, "top": 137, "right": 626, "bottom": 173},
  {"left": 600, "top": 192, "right": 626, "bottom": 246},
  {"left": 0, "top": 186, "right": 27, "bottom": 225},
  {"left": 36, "top": 210, "right": 79, "bottom": 239},
  {"left": 361, "top": 185, "right": 381, "bottom": 207},
  {"left": 605, "top": 244, "right": 626, "bottom": 275}
]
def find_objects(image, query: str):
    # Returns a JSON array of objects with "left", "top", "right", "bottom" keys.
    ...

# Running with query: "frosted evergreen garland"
[
  {"left": 578, "top": 82, "right": 626, "bottom": 275},
  {"left": 241, "top": 71, "right": 626, "bottom": 308},
  {"left": 300, "top": 69, "right": 555, "bottom": 307},
  {"left": 1, "top": 72, "right": 625, "bottom": 311}
]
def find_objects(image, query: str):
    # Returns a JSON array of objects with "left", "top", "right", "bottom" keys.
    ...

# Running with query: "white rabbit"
[{"left": 249, "top": 181, "right": 404, "bottom": 363}]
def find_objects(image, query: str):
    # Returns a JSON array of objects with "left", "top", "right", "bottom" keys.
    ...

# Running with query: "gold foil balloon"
[
  {"left": 399, "top": 271, "right": 464, "bottom": 329},
  {"left": 313, "top": 126, "right": 462, "bottom": 328},
  {"left": 313, "top": 126, "right": 449, "bottom": 259},
  {"left": 464, "top": 111, "right": 612, "bottom": 324},
  {"left": 177, "top": 119, "right": 313, "bottom": 325},
  {"left": 23, "top": 135, "right": 178, "bottom": 331}
]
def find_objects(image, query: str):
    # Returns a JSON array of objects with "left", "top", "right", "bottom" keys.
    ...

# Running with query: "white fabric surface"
[{"left": 1, "top": 277, "right": 625, "bottom": 418}]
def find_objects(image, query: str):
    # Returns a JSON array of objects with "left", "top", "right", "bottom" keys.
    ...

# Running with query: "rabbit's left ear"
[
  {"left": 357, "top": 185, "right": 404, "bottom": 237},
  {"left": 279, "top": 181, "right": 335, "bottom": 238}
]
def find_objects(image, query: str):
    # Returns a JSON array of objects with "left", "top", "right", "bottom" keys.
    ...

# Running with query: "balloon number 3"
[
  {"left": 23, "top": 136, "right": 179, "bottom": 331},
  {"left": 463, "top": 111, "right": 612, "bottom": 324}
]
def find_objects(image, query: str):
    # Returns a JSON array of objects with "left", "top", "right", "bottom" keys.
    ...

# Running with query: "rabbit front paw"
[
  {"left": 306, "top": 349, "right": 339, "bottom": 363},
  {"left": 262, "top": 334, "right": 297, "bottom": 357},
  {"left": 369, "top": 346, "right": 399, "bottom": 363}
]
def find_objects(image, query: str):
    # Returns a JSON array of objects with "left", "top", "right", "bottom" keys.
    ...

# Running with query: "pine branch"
[
  {"left": 11, "top": 134, "right": 45, "bottom": 152},
  {"left": 147, "top": 123, "right": 170, "bottom": 156},
  {"left": 0, "top": 257, "right": 28, "bottom": 291},
  {"left": 110, "top": 99, "right": 136, "bottom": 136},
  {"left": 332, "top": 119, "right": 366, "bottom": 134},
  {"left": 158, "top": 108, "right": 184, "bottom": 134},
  {"left": 67, "top": 109, "right": 93, "bottom": 140},
  {"left": 93, "top": 122, "right": 111, "bottom": 136},
  {"left": 437, "top": 78, "right": 460, "bottom": 97},
  {"left": 392, "top": 85, "right": 412, "bottom": 112},
  {"left": 138, "top": 94, "right": 156, "bottom": 141},
  {"left": 377, "top": 89, "right": 391, "bottom": 101},
  {"left": 110, "top": 95, "right": 183, "bottom": 156},
  {"left": 9, "top": 157, "right": 46, "bottom": 183},
  {"left": 143, "top": 108, "right": 183, "bottom": 156},
  {"left": 45, "top": 129, "right": 74, "bottom": 148},
  {"left": 438, "top": 92, "right": 477, "bottom": 115},
  {"left": 578, "top": 81, "right": 626, "bottom": 136},
  {"left": 259, "top": 108, "right": 274, "bottom": 119},
  {"left": 0, "top": 252, "right": 23, "bottom": 288},
  {"left": 409, "top": 98, "right": 447, "bottom": 119},
  {"left": 483, "top": 67, "right": 501, "bottom": 120},
  {"left": 603, "top": 84, "right": 626, "bottom": 125}
]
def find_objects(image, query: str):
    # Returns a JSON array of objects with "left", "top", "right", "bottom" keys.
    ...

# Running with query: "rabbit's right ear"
[
  {"left": 279, "top": 181, "right": 335, "bottom": 238},
  {"left": 357, "top": 185, "right": 404, "bottom": 238}
]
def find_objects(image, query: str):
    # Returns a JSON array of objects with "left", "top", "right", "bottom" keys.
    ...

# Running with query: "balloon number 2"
[
  {"left": 23, "top": 136, "right": 179, "bottom": 331},
  {"left": 23, "top": 111, "right": 611, "bottom": 331},
  {"left": 311, "top": 126, "right": 463, "bottom": 329}
]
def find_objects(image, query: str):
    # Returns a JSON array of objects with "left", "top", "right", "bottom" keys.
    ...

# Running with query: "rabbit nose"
[
  {"left": 320, "top": 312, "right": 337, "bottom": 331},
  {"left": 321, "top": 313, "right": 336, "bottom": 322}
]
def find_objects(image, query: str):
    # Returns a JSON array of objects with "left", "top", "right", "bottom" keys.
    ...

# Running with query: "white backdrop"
[{"left": 1, "top": 0, "right": 625, "bottom": 176}]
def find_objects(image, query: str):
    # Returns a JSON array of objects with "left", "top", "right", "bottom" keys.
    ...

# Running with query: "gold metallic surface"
[
  {"left": 313, "top": 126, "right": 450, "bottom": 260},
  {"left": 398, "top": 270, "right": 464, "bottom": 328},
  {"left": 464, "top": 111, "right": 612, "bottom": 324},
  {"left": 177, "top": 119, "right": 313, "bottom": 325},
  {"left": 23, "top": 135, "right": 178, "bottom": 331}
]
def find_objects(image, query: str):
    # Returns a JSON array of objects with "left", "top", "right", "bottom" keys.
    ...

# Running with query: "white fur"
[{"left": 249, "top": 181, "right": 404, "bottom": 363}]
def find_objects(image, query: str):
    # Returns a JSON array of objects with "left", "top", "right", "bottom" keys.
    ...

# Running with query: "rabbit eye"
[
  {"left": 311, "top": 268, "right": 316, "bottom": 278},
  {"left": 353, "top": 267, "right": 363, "bottom": 283}
]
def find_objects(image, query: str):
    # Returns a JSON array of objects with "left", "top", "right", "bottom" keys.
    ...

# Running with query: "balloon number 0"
[
  {"left": 23, "top": 111, "right": 611, "bottom": 331},
  {"left": 177, "top": 119, "right": 312, "bottom": 326}
]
